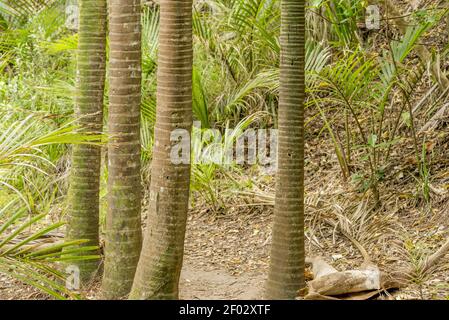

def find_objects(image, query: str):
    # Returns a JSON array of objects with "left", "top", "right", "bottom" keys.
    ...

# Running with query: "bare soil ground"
[
  {"left": 1, "top": 195, "right": 448, "bottom": 300},
  {"left": 179, "top": 209, "right": 271, "bottom": 300}
]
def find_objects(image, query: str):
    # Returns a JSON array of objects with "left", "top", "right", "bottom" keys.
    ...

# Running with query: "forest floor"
[{"left": 1, "top": 188, "right": 449, "bottom": 300}]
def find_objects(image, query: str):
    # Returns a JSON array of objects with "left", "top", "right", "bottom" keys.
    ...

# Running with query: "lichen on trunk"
[
  {"left": 101, "top": 0, "right": 143, "bottom": 299},
  {"left": 129, "top": 0, "right": 193, "bottom": 300},
  {"left": 65, "top": 0, "right": 107, "bottom": 283}
]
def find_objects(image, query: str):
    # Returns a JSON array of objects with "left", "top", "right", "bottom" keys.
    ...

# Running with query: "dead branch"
[
  {"left": 422, "top": 237, "right": 449, "bottom": 273},
  {"left": 323, "top": 219, "right": 371, "bottom": 263},
  {"left": 419, "top": 102, "right": 449, "bottom": 133}
]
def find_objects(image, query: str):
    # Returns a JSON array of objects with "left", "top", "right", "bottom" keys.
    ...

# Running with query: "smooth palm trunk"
[
  {"left": 265, "top": 0, "right": 306, "bottom": 299},
  {"left": 66, "top": 0, "right": 106, "bottom": 282},
  {"left": 101, "top": 0, "right": 142, "bottom": 299},
  {"left": 130, "top": 0, "right": 193, "bottom": 300}
]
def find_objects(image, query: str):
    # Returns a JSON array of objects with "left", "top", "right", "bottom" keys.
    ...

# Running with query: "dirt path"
[
  {"left": 178, "top": 208, "right": 272, "bottom": 300},
  {"left": 179, "top": 263, "right": 265, "bottom": 300}
]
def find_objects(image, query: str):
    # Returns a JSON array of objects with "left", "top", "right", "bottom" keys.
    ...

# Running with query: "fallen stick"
[
  {"left": 421, "top": 237, "right": 449, "bottom": 273},
  {"left": 419, "top": 102, "right": 449, "bottom": 133}
]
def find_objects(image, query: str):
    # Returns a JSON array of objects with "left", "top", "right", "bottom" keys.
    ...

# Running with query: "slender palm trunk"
[
  {"left": 66, "top": 0, "right": 107, "bottom": 282},
  {"left": 265, "top": 0, "right": 306, "bottom": 299},
  {"left": 101, "top": 0, "right": 142, "bottom": 299},
  {"left": 129, "top": 0, "right": 193, "bottom": 300}
]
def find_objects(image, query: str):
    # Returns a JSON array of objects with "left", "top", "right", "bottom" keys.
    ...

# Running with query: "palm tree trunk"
[
  {"left": 129, "top": 0, "right": 193, "bottom": 300},
  {"left": 65, "top": 0, "right": 107, "bottom": 282},
  {"left": 265, "top": 0, "right": 306, "bottom": 299},
  {"left": 101, "top": 0, "right": 142, "bottom": 299}
]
